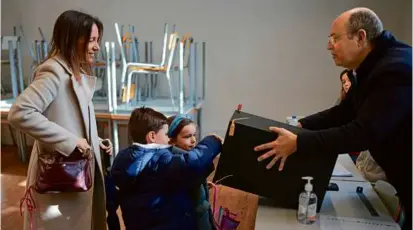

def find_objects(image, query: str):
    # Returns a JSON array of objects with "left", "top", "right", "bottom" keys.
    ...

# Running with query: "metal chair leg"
[
  {"left": 165, "top": 70, "right": 176, "bottom": 111},
  {"left": 126, "top": 70, "right": 133, "bottom": 103}
]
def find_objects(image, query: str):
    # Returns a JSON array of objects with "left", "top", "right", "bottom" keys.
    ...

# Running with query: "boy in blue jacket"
[{"left": 111, "top": 107, "right": 222, "bottom": 230}]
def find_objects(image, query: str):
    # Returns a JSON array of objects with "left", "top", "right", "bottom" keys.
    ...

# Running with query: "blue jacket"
[
  {"left": 111, "top": 136, "right": 222, "bottom": 230},
  {"left": 192, "top": 182, "right": 215, "bottom": 230}
]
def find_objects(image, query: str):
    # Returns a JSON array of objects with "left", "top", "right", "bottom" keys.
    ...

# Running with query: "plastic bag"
[
  {"left": 355, "top": 150, "right": 387, "bottom": 182},
  {"left": 209, "top": 179, "right": 241, "bottom": 230}
]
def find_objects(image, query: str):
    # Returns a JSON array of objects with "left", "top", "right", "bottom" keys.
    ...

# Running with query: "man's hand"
[{"left": 254, "top": 127, "right": 298, "bottom": 171}]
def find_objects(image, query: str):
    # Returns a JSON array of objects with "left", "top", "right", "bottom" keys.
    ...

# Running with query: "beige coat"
[{"left": 8, "top": 56, "right": 106, "bottom": 230}]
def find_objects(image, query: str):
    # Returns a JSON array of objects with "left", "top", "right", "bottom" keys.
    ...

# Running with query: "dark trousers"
[
  {"left": 401, "top": 202, "right": 411, "bottom": 230},
  {"left": 105, "top": 174, "right": 120, "bottom": 230},
  {"left": 402, "top": 217, "right": 411, "bottom": 230}
]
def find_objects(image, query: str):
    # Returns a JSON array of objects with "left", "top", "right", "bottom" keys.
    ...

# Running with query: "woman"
[
  {"left": 334, "top": 69, "right": 362, "bottom": 163},
  {"left": 335, "top": 69, "right": 354, "bottom": 105},
  {"left": 8, "top": 10, "right": 112, "bottom": 230}
]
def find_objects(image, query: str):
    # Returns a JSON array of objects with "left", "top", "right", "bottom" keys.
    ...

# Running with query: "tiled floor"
[
  {"left": 1, "top": 147, "right": 258, "bottom": 230},
  {"left": 1, "top": 145, "right": 29, "bottom": 230}
]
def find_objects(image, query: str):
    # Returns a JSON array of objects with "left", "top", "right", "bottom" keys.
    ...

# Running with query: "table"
[
  {"left": 96, "top": 100, "right": 204, "bottom": 157},
  {"left": 331, "top": 154, "right": 366, "bottom": 182},
  {"left": 255, "top": 180, "right": 397, "bottom": 229},
  {"left": 1, "top": 108, "right": 28, "bottom": 162},
  {"left": 254, "top": 156, "right": 399, "bottom": 230}
]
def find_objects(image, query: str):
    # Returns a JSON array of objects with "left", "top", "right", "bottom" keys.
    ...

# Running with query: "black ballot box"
[{"left": 213, "top": 110, "right": 338, "bottom": 212}]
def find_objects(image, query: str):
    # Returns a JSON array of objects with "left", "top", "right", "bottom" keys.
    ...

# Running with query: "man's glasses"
[{"left": 328, "top": 32, "right": 352, "bottom": 45}]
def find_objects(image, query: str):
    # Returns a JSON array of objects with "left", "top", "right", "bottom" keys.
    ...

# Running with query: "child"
[
  {"left": 167, "top": 114, "right": 216, "bottom": 230},
  {"left": 111, "top": 107, "right": 222, "bottom": 230},
  {"left": 100, "top": 139, "right": 120, "bottom": 230}
]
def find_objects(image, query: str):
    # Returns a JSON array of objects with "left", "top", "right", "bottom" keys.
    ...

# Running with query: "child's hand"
[{"left": 207, "top": 181, "right": 216, "bottom": 189}]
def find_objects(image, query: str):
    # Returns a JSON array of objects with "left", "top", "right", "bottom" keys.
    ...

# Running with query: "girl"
[
  {"left": 167, "top": 114, "right": 216, "bottom": 230},
  {"left": 8, "top": 10, "right": 112, "bottom": 230}
]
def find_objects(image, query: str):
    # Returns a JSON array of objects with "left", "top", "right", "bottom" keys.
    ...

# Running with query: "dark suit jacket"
[{"left": 298, "top": 31, "right": 412, "bottom": 228}]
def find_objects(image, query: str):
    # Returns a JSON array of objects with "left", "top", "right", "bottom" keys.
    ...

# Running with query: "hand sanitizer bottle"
[
  {"left": 297, "top": 176, "right": 317, "bottom": 224},
  {"left": 286, "top": 116, "right": 299, "bottom": 126}
]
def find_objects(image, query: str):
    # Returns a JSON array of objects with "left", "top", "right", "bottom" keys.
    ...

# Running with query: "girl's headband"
[{"left": 167, "top": 114, "right": 192, "bottom": 137}]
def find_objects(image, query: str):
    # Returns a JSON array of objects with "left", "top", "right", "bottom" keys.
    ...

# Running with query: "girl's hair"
[
  {"left": 47, "top": 10, "right": 104, "bottom": 81},
  {"left": 166, "top": 115, "right": 195, "bottom": 138}
]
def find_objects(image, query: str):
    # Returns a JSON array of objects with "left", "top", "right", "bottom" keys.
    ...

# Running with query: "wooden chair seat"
[
  {"left": 129, "top": 65, "right": 166, "bottom": 72},
  {"left": 93, "top": 61, "right": 121, "bottom": 68}
]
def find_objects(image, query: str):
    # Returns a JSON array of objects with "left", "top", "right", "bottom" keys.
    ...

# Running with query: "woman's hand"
[
  {"left": 99, "top": 138, "right": 113, "bottom": 155},
  {"left": 77, "top": 138, "right": 92, "bottom": 159}
]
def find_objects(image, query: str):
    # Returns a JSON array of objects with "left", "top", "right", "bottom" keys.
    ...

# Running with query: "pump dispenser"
[
  {"left": 303, "top": 176, "right": 313, "bottom": 193},
  {"left": 297, "top": 176, "right": 317, "bottom": 224}
]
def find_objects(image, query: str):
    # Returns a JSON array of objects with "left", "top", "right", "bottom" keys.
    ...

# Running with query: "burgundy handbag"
[{"left": 34, "top": 107, "right": 93, "bottom": 193}]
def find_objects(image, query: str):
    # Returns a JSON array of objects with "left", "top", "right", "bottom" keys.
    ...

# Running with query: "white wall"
[
  {"left": 401, "top": 0, "right": 412, "bottom": 44},
  {"left": 1, "top": 0, "right": 22, "bottom": 36},
  {"left": 1, "top": 0, "right": 411, "bottom": 140}
]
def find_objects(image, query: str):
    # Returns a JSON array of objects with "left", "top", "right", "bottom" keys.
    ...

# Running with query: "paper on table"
[
  {"left": 332, "top": 163, "right": 353, "bottom": 177},
  {"left": 320, "top": 215, "right": 400, "bottom": 230}
]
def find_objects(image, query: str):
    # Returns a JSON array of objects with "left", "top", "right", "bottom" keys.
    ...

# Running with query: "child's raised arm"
[{"left": 160, "top": 135, "right": 222, "bottom": 190}]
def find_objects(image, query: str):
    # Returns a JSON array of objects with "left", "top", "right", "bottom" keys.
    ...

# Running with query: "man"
[{"left": 254, "top": 7, "right": 412, "bottom": 229}]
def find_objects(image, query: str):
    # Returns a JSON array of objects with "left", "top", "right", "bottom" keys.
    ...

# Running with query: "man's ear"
[
  {"left": 356, "top": 29, "right": 368, "bottom": 47},
  {"left": 146, "top": 131, "right": 156, "bottom": 144}
]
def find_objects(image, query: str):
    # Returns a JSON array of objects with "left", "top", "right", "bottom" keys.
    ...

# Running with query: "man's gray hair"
[{"left": 347, "top": 9, "right": 383, "bottom": 41}]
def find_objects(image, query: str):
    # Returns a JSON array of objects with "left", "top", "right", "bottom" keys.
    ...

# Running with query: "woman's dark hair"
[
  {"left": 339, "top": 69, "right": 350, "bottom": 80},
  {"left": 128, "top": 107, "right": 167, "bottom": 144},
  {"left": 339, "top": 69, "right": 355, "bottom": 101},
  {"left": 48, "top": 10, "right": 104, "bottom": 80},
  {"left": 166, "top": 115, "right": 194, "bottom": 138},
  {"left": 340, "top": 69, "right": 349, "bottom": 101}
]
